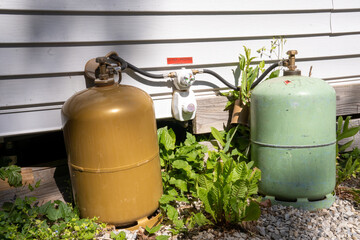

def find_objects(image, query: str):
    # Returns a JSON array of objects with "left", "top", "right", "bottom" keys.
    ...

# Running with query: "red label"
[{"left": 167, "top": 57, "right": 193, "bottom": 65}]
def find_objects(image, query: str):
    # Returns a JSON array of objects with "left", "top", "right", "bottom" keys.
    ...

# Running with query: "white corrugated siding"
[{"left": 0, "top": 0, "right": 359, "bottom": 136}]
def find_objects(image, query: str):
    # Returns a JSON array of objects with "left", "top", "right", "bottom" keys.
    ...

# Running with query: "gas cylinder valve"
[
  {"left": 283, "top": 50, "right": 301, "bottom": 76},
  {"left": 170, "top": 68, "right": 197, "bottom": 121},
  {"left": 171, "top": 68, "right": 196, "bottom": 90}
]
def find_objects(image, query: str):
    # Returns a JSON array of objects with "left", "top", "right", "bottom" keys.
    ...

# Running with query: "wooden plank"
[
  {"left": 0, "top": 0, "right": 332, "bottom": 12},
  {"left": 193, "top": 95, "right": 230, "bottom": 134},
  {"left": 0, "top": 168, "right": 34, "bottom": 191},
  {"left": 333, "top": 0, "right": 360, "bottom": 10},
  {"left": 338, "top": 118, "right": 360, "bottom": 152},
  {"left": 331, "top": 12, "right": 360, "bottom": 34},
  {"left": 0, "top": 161, "right": 70, "bottom": 206},
  {"left": 0, "top": 13, "right": 331, "bottom": 43},
  {"left": 3, "top": 35, "right": 360, "bottom": 76},
  {"left": 333, "top": 82, "right": 360, "bottom": 116},
  {"left": 0, "top": 176, "right": 69, "bottom": 206}
]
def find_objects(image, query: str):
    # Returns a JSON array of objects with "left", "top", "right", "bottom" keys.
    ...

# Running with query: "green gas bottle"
[{"left": 250, "top": 51, "right": 336, "bottom": 210}]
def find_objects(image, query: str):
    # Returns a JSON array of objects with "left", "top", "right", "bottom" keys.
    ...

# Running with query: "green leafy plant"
[
  {"left": 210, "top": 126, "right": 250, "bottom": 159},
  {"left": 197, "top": 156, "right": 261, "bottom": 225},
  {"left": 336, "top": 116, "right": 360, "bottom": 186},
  {"left": 223, "top": 39, "right": 285, "bottom": 111},
  {"left": 336, "top": 116, "right": 360, "bottom": 157},
  {"left": 157, "top": 125, "right": 261, "bottom": 234},
  {"left": 0, "top": 197, "right": 105, "bottom": 239},
  {"left": 222, "top": 46, "right": 267, "bottom": 110},
  {"left": 110, "top": 231, "right": 126, "bottom": 240},
  {"left": 336, "top": 154, "right": 360, "bottom": 188},
  {"left": 335, "top": 116, "right": 360, "bottom": 204},
  {"left": 0, "top": 165, "right": 22, "bottom": 187},
  {"left": 158, "top": 127, "right": 210, "bottom": 232}
]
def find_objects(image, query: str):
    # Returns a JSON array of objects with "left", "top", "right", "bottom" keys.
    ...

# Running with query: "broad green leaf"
[
  {"left": 268, "top": 69, "right": 280, "bottom": 79},
  {"left": 232, "top": 179, "right": 247, "bottom": 199},
  {"left": 156, "top": 235, "right": 170, "bottom": 240},
  {"left": 224, "top": 100, "right": 234, "bottom": 110},
  {"left": 344, "top": 116, "right": 351, "bottom": 132},
  {"left": 166, "top": 205, "right": 178, "bottom": 221},
  {"left": 159, "top": 194, "right": 176, "bottom": 204},
  {"left": 172, "top": 160, "right": 191, "bottom": 172},
  {"left": 197, "top": 187, "right": 215, "bottom": 220},
  {"left": 337, "top": 126, "right": 360, "bottom": 141},
  {"left": 173, "top": 219, "right": 184, "bottom": 229},
  {"left": 210, "top": 127, "right": 225, "bottom": 147},
  {"left": 167, "top": 188, "right": 179, "bottom": 196},
  {"left": 169, "top": 178, "right": 188, "bottom": 192},
  {"left": 337, "top": 116, "right": 343, "bottom": 136},
  {"left": 338, "top": 140, "right": 353, "bottom": 153},
  {"left": 191, "top": 212, "right": 212, "bottom": 228},
  {"left": 46, "top": 206, "right": 62, "bottom": 221},
  {"left": 197, "top": 174, "right": 210, "bottom": 189},
  {"left": 158, "top": 127, "right": 176, "bottom": 151},
  {"left": 184, "top": 132, "right": 196, "bottom": 146},
  {"left": 239, "top": 56, "right": 246, "bottom": 71},
  {"left": 243, "top": 201, "right": 261, "bottom": 221},
  {"left": 145, "top": 224, "right": 162, "bottom": 234},
  {"left": 224, "top": 125, "right": 239, "bottom": 153}
]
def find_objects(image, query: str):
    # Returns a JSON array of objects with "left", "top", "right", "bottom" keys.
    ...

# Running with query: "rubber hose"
[
  {"left": 202, "top": 69, "right": 238, "bottom": 90},
  {"left": 110, "top": 55, "right": 164, "bottom": 79},
  {"left": 108, "top": 54, "right": 128, "bottom": 71},
  {"left": 250, "top": 61, "right": 282, "bottom": 89}
]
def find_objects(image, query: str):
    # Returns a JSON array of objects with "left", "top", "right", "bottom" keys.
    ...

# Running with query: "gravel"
[{"left": 98, "top": 197, "right": 360, "bottom": 240}]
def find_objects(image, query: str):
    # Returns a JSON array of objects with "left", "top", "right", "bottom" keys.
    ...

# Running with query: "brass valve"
[
  {"left": 96, "top": 57, "right": 109, "bottom": 80},
  {"left": 286, "top": 50, "right": 298, "bottom": 71},
  {"left": 283, "top": 50, "right": 301, "bottom": 76}
]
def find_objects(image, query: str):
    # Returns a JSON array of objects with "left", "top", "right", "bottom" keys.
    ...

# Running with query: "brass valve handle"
[{"left": 286, "top": 50, "right": 298, "bottom": 71}]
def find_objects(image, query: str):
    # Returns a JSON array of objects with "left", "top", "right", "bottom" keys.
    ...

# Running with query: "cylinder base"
[
  {"left": 264, "top": 193, "right": 335, "bottom": 211},
  {"left": 123, "top": 210, "right": 162, "bottom": 231}
]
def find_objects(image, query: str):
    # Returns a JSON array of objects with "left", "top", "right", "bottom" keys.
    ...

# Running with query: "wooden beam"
[
  {"left": 0, "top": 160, "right": 70, "bottom": 206},
  {"left": 334, "top": 82, "right": 360, "bottom": 116},
  {"left": 338, "top": 118, "right": 360, "bottom": 152},
  {"left": 192, "top": 95, "right": 231, "bottom": 134}
]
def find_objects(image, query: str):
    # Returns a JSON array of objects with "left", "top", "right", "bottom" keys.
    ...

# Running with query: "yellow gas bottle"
[{"left": 61, "top": 57, "right": 163, "bottom": 227}]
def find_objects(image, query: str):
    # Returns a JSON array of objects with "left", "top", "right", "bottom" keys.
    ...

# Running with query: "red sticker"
[
  {"left": 167, "top": 57, "right": 193, "bottom": 65},
  {"left": 284, "top": 80, "right": 291, "bottom": 85}
]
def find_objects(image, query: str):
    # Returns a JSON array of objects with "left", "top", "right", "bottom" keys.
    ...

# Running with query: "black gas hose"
[
  {"left": 110, "top": 54, "right": 164, "bottom": 79},
  {"left": 110, "top": 54, "right": 283, "bottom": 90},
  {"left": 202, "top": 69, "right": 239, "bottom": 90},
  {"left": 250, "top": 61, "right": 283, "bottom": 89}
]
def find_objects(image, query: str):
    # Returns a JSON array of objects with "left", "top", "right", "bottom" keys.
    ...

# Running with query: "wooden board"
[
  {"left": 331, "top": 12, "right": 360, "bottom": 34},
  {"left": 0, "top": 13, "right": 330, "bottom": 43},
  {"left": 192, "top": 81, "right": 360, "bottom": 134},
  {"left": 333, "top": 0, "right": 360, "bottom": 10},
  {"left": 193, "top": 95, "right": 231, "bottom": 134},
  {"left": 333, "top": 82, "right": 360, "bottom": 116},
  {"left": 3, "top": 35, "right": 360, "bottom": 76},
  {"left": 338, "top": 118, "right": 360, "bottom": 152},
  {"left": 0, "top": 0, "right": 332, "bottom": 12},
  {"left": 0, "top": 168, "right": 34, "bottom": 191},
  {"left": 0, "top": 160, "right": 70, "bottom": 206}
]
